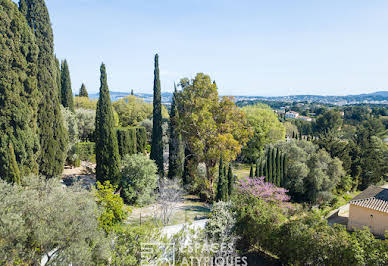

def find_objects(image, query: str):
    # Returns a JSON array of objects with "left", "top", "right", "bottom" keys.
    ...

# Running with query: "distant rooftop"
[{"left": 350, "top": 186, "right": 388, "bottom": 213}]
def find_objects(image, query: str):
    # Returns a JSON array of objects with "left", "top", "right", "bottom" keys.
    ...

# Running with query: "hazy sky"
[{"left": 35, "top": 0, "right": 388, "bottom": 96}]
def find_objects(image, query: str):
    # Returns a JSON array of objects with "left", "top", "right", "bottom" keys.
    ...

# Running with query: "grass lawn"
[
  {"left": 233, "top": 162, "right": 251, "bottom": 180},
  {"left": 126, "top": 194, "right": 210, "bottom": 226}
]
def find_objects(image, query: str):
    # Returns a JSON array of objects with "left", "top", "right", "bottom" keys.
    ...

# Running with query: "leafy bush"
[
  {"left": 76, "top": 108, "right": 96, "bottom": 141},
  {"left": 76, "top": 142, "right": 95, "bottom": 161},
  {"left": 120, "top": 154, "right": 158, "bottom": 205},
  {"left": 95, "top": 181, "right": 129, "bottom": 233},
  {"left": 74, "top": 96, "right": 97, "bottom": 110},
  {"left": 61, "top": 106, "right": 79, "bottom": 166},
  {"left": 0, "top": 176, "right": 109, "bottom": 265}
]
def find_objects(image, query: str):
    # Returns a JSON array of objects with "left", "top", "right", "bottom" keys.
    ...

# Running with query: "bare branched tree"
[{"left": 154, "top": 178, "right": 184, "bottom": 225}]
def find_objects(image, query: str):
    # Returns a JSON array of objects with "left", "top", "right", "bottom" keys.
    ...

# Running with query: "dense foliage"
[
  {"left": 176, "top": 73, "right": 252, "bottom": 197},
  {"left": 240, "top": 103, "right": 285, "bottom": 162},
  {"left": 120, "top": 153, "right": 158, "bottom": 205},
  {"left": 0, "top": 0, "right": 40, "bottom": 179},
  {"left": 60, "top": 59, "right": 74, "bottom": 112}
]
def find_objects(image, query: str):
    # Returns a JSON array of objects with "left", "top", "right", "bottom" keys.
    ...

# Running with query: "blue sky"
[{"left": 37, "top": 1, "right": 388, "bottom": 96}]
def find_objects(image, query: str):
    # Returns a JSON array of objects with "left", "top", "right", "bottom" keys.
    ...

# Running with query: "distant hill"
[{"left": 87, "top": 90, "right": 388, "bottom": 105}]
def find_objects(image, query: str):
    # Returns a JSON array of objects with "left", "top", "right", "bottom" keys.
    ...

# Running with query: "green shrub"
[
  {"left": 120, "top": 154, "right": 158, "bottom": 205},
  {"left": 76, "top": 142, "right": 95, "bottom": 161}
]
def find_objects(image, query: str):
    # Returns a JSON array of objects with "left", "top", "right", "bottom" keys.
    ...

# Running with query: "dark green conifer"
[
  {"left": 20, "top": 0, "right": 67, "bottom": 178},
  {"left": 267, "top": 148, "right": 273, "bottom": 183},
  {"left": 61, "top": 59, "right": 74, "bottom": 112},
  {"left": 227, "top": 165, "right": 234, "bottom": 197},
  {"left": 216, "top": 154, "right": 227, "bottom": 201},
  {"left": 79, "top": 83, "right": 88, "bottom": 97},
  {"left": 95, "top": 63, "right": 121, "bottom": 185},
  {"left": 8, "top": 144, "right": 21, "bottom": 185},
  {"left": 0, "top": 0, "right": 40, "bottom": 178},
  {"left": 276, "top": 149, "right": 281, "bottom": 186},
  {"left": 279, "top": 153, "right": 284, "bottom": 186},
  {"left": 255, "top": 160, "right": 258, "bottom": 177},
  {"left": 131, "top": 89, "right": 134, "bottom": 95},
  {"left": 150, "top": 54, "right": 164, "bottom": 177},
  {"left": 249, "top": 163, "right": 254, "bottom": 178},
  {"left": 168, "top": 85, "right": 184, "bottom": 179},
  {"left": 283, "top": 154, "right": 288, "bottom": 186},
  {"left": 54, "top": 56, "right": 61, "bottom": 100},
  {"left": 259, "top": 161, "right": 264, "bottom": 177}
]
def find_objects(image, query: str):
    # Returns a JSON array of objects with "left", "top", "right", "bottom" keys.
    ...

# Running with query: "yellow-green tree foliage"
[
  {"left": 176, "top": 73, "right": 252, "bottom": 195},
  {"left": 241, "top": 103, "right": 285, "bottom": 162}
]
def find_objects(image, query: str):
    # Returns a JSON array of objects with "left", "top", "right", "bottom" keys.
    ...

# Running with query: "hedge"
[
  {"left": 76, "top": 142, "right": 95, "bottom": 161},
  {"left": 116, "top": 127, "right": 137, "bottom": 157},
  {"left": 135, "top": 126, "right": 147, "bottom": 154},
  {"left": 116, "top": 126, "right": 147, "bottom": 158}
]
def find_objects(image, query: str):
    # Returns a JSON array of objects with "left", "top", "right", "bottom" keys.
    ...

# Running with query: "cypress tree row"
[
  {"left": 60, "top": 59, "right": 74, "bottom": 112},
  {"left": 283, "top": 154, "right": 288, "bottom": 186},
  {"left": 276, "top": 148, "right": 281, "bottom": 186},
  {"left": 150, "top": 54, "right": 164, "bottom": 177},
  {"left": 227, "top": 165, "right": 234, "bottom": 197},
  {"left": 259, "top": 161, "right": 264, "bottom": 177},
  {"left": 79, "top": 83, "right": 88, "bottom": 97},
  {"left": 255, "top": 160, "right": 258, "bottom": 177},
  {"left": 249, "top": 163, "right": 254, "bottom": 178},
  {"left": 0, "top": 0, "right": 40, "bottom": 180},
  {"left": 19, "top": 0, "right": 67, "bottom": 178},
  {"left": 168, "top": 85, "right": 184, "bottom": 179},
  {"left": 95, "top": 63, "right": 121, "bottom": 185},
  {"left": 279, "top": 153, "right": 284, "bottom": 186}
]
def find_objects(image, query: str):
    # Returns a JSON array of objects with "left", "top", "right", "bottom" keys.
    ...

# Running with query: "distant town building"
[
  {"left": 285, "top": 111, "right": 299, "bottom": 119},
  {"left": 298, "top": 116, "right": 312, "bottom": 122},
  {"left": 347, "top": 186, "right": 388, "bottom": 236}
]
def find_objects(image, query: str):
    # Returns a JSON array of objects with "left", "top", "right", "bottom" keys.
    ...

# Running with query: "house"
[
  {"left": 285, "top": 111, "right": 299, "bottom": 119},
  {"left": 298, "top": 116, "right": 312, "bottom": 122},
  {"left": 347, "top": 186, "right": 388, "bottom": 236}
]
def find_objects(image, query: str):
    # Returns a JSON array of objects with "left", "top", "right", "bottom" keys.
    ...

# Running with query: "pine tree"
[
  {"left": 20, "top": 0, "right": 67, "bottom": 178},
  {"left": 249, "top": 163, "right": 254, "bottom": 178},
  {"left": 61, "top": 59, "right": 74, "bottom": 112},
  {"left": 168, "top": 84, "right": 184, "bottom": 179},
  {"left": 227, "top": 165, "right": 234, "bottom": 197},
  {"left": 8, "top": 144, "right": 21, "bottom": 185},
  {"left": 150, "top": 54, "right": 164, "bottom": 177},
  {"left": 79, "top": 83, "right": 88, "bottom": 97},
  {"left": 95, "top": 63, "right": 121, "bottom": 185}
]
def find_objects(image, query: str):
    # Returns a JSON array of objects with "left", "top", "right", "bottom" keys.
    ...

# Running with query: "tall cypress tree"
[
  {"left": 279, "top": 153, "right": 284, "bottom": 186},
  {"left": 8, "top": 144, "right": 21, "bottom": 185},
  {"left": 276, "top": 149, "right": 281, "bottom": 186},
  {"left": 54, "top": 56, "right": 61, "bottom": 101},
  {"left": 0, "top": 0, "right": 40, "bottom": 179},
  {"left": 272, "top": 148, "right": 277, "bottom": 184},
  {"left": 216, "top": 154, "right": 226, "bottom": 201},
  {"left": 283, "top": 154, "right": 288, "bottom": 186},
  {"left": 255, "top": 160, "right": 258, "bottom": 177},
  {"left": 267, "top": 148, "right": 273, "bottom": 183},
  {"left": 20, "top": 0, "right": 67, "bottom": 178},
  {"left": 61, "top": 59, "right": 74, "bottom": 112},
  {"left": 259, "top": 161, "right": 264, "bottom": 177},
  {"left": 227, "top": 165, "right": 234, "bottom": 197},
  {"left": 249, "top": 163, "right": 254, "bottom": 178},
  {"left": 168, "top": 84, "right": 184, "bottom": 179},
  {"left": 150, "top": 54, "right": 164, "bottom": 176},
  {"left": 131, "top": 89, "right": 134, "bottom": 95},
  {"left": 95, "top": 63, "right": 121, "bottom": 185},
  {"left": 79, "top": 83, "right": 88, "bottom": 97}
]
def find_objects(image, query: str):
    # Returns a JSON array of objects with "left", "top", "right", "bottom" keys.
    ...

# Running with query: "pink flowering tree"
[{"left": 236, "top": 177, "right": 290, "bottom": 206}]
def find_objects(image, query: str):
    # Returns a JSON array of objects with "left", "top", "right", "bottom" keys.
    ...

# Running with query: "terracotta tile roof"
[{"left": 349, "top": 186, "right": 388, "bottom": 213}]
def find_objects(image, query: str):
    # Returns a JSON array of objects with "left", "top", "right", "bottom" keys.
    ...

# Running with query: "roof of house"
[{"left": 349, "top": 186, "right": 388, "bottom": 213}]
